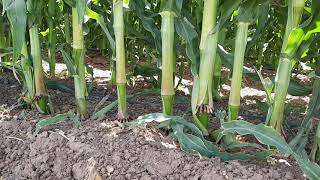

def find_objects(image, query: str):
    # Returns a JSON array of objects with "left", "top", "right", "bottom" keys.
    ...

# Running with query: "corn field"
[{"left": 0, "top": 0, "right": 320, "bottom": 179}]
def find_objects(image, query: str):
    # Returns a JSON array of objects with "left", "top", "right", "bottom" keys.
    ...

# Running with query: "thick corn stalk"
[
  {"left": 72, "top": 7, "right": 88, "bottom": 116},
  {"left": 160, "top": 11, "right": 175, "bottom": 115},
  {"left": 29, "top": 25, "right": 47, "bottom": 113},
  {"left": 194, "top": 0, "right": 219, "bottom": 129},
  {"left": 267, "top": 0, "right": 305, "bottom": 132},
  {"left": 48, "top": 0, "right": 56, "bottom": 77},
  {"left": 228, "top": 22, "right": 249, "bottom": 121},
  {"left": 113, "top": 0, "right": 127, "bottom": 120}
]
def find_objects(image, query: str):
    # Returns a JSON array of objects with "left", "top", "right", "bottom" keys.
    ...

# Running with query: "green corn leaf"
[
  {"left": 90, "top": 100, "right": 118, "bottom": 120},
  {"left": 46, "top": 80, "right": 74, "bottom": 94},
  {"left": 288, "top": 78, "right": 312, "bottom": 96},
  {"left": 292, "top": 153, "right": 320, "bottom": 180},
  {"left": 64, "top": 0, "right": 75, "bottom": 7},
  {"left": 160, "top": 0, "right": 182, "bottom": 14},
  {"left": 237, "top": 0, "right": 259, "bottom": 24},
  {"left": 60, "top": 49, "right": 76, "bottom": 75},
  {"left": 34, "top": 111, "right": 76, "bottom": 135},
  {"left": 222, "top": 120, "right": 293, "bottom": 154},
  {"left": 172, "top": 123, "right": 219, "bottom": 157},
  {"left": 214, "top": 0, "right": 242, "bottom": 33},
  {"left": 175, "top": 17, "right": 199, "bottom": 76},
  {"left": 129, "top": 0, "right": 161, "bottom": 52},
  {"left": 2, "top": 0, "right": 27, "bottom": 61},
  {"left": 217, "top": 45, "right": 253, "bottom": 74},
  {"left": 85, "top": 7, "right": 115, "bottom": 51},
  {"left": 76, "top": 0, "right": 87, "bottom": 23},
  {"left": 128, "top": 113, "right": 172, "bottom": 126},
  {"left": 222, "top": 120, "right": 320, "bottom": 180},
  {"left": 246, "top": 1, "right": 270, "bottom": 51}
]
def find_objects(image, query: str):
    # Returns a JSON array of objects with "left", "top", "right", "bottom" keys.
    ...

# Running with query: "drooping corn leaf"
[
  {"left": 222, "top": 120, "right": 293, "bottom": 153},
  {"left": 222, "top": 120, "right": 320, "bottom": 180},
  {"left": 175, "top": 17, "right": 200, "bottom": 76},
  {"left": 34, "top": 111, "right": 76, "bottom": 135},
  {"left": 246, "top": 1, "right": 270, "bottom": 52},
  {"left": 129, "top": 0, "right": 161, "bottom": 52},
  {"left": 2, "top": 0, "right": 27, "bottom": 61},
  {"left": 85, "top": 7, "right": 115, "bottom": 51},
  {"left": 214, "top": 0, "right": 242, "bottom": 33},
  {"left": 130, "top": 113, "right": 271, "bottom": 161},
  {"left": 60, "top": 49, "right": 76, "bottom": 75},
  {"left": 46, "top": 80, "right": 74, "bottom": 94},
  {"left": 160, "top": 0, "right": 182, "bottom": 14},
  {"left": 76, "top": 0, "right": 87, "bottom": 23}
]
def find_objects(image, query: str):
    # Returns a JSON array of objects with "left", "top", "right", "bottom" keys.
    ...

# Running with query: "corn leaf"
[
  {"left": 76, "top": 0, "right": 87, "bottom": 23},
  {"left": 214, "top": 0, "right": 242, "bottom": 33},
  {"left": 2, "top": 0, "right": 27, "bottom": 60},
  {"left": 34, "top": 111, "right": 76, "bottom": 135},
  {"left": 129, "top": 0, "right": 161, "bottom": 52},
  {"left": 85, "top": 7, "right": 115, "bottom": 51},
  {"left": 222, "top": 120, "right": 293, "bottom": 153},
  {"left": 222, "top": 120, "right": 320, "bottom": 180},
  {"left": 175, "top": 17, "right": 199, "bottom": 76},
  {"left": 60, "top": 49, "right": 76, "bottom": 75}
]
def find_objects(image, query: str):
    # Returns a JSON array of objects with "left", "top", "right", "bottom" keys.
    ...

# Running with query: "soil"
[{"left": 0, "top": 53, "right": 309, "bottom": 180}]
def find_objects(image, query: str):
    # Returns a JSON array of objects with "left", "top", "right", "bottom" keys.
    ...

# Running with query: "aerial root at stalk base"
[
  {"left": 116, "top": 112, "right": 131, "bottom": 123},
  {"left": 196, "top": 104, "right": 214, "bottom": 114}
]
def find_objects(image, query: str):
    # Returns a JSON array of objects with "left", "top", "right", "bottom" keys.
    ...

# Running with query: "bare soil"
[{"left": 0, "top": 54, "right": 309, "bottom": 180}]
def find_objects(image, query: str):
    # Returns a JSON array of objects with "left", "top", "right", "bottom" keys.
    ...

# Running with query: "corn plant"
[{"left": 191, "top": 0, "right": 219, "bottom": 133}]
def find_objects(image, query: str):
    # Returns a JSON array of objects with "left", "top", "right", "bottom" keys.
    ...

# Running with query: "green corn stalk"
[
  {"left": 113, "top": 0, "right": 127, "bottom": 119},
  {"left": 64, "top": 4, "right": 71, "bottom": 45},
  {"left": 212, "top": 28, "right": 227, "bottom": 101},
  {"left": 26, "top": 0, "right": 47, "bottom": 113},
  {"left": 194, "top": 0, "right": 219, "bottom": 129},
  {"left": 72, "top": 5, "right": 88, "bottom": 117},
  {"left": 48, "top": 0, "right": 56, "bottom": 77},
  {"left": 160, "top": 11, "right": 175, "bottom": 116},
  {"left": 267, "top": 0, "right": 305, "bottom": 132},
  {"left": 28, "top": 24, "right": 47, "bottom": 113},
  {"left": 227, "top": 0, "right": 266, "bottom": 121},
  {"left": 0, "top": 15, "right": 6, "bottom": 50},
  {"left": 21, "top": 41, "right": 35, "bottom": 102},
  {"left": 228, "top": 22, "right": 249, "bottom": 121}
]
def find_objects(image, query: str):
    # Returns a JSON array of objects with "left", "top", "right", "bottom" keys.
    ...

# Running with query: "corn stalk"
[
  {"left": 113, "top": 0, "right": 127, "bottom": 120},
  {"left": 48, "top": 0, "right": 56, "bottom": 77},
  {"left": 160, "top": 9, "right": 175, "bottom": 115},
  {"left": 194, "top": 0, "right": 219, "bottom": 129},
  {"left": 72, "top": 1, "right": 88, "bottom": 117},
  {"left": 27, "top": 0, "right": 47, "bottom": 113},
  {"left": 267, "top": 0, "right": 305, "bottom": 132},
  {"left": 228, "top": 22, "right": 249, "bottom": 121}
]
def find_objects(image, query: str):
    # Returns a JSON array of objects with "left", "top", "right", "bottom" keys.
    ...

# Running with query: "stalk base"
[{"left": 162, "top": 95, "right": 174, "bottom": 116}]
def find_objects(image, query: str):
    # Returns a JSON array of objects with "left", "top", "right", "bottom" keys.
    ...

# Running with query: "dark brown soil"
[{"left": 0, "top": 56, "right": 308, "bottom": 179}]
